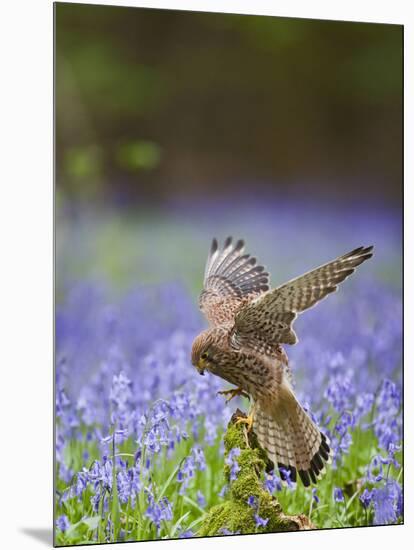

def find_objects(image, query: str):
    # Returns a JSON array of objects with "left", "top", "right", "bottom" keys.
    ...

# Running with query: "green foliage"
[
  {"left": 64, "top": 146, "right": 102, "bottom": 180},
  {"left": 55, "top": 3, "right": 402, "bottom": 201},
  {"left": 116, "top": 140, "right": 162, "bottom": 172},
  {"left": 55, "top": 408, "right": 402, "bottom": 545},
  {"left": 55, "top": 427, "right": 222, "bottom": 545}
]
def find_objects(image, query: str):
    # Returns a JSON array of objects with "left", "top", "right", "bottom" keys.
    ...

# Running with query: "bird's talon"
[
  {"left": 235, "top": 414, "right": 254, "bottom": 433},
  {"left": 217, "top": 387, "right": 250, "bottom": 403}
]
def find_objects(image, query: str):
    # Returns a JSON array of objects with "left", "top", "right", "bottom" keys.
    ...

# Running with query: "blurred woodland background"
[{"left": 55, "top": 3, "right": 402, "bottom": 206}]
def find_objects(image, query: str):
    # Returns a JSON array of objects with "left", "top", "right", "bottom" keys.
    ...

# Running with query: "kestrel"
[{"left": 191, "top": 237, "right": 373, "bottom": 486}]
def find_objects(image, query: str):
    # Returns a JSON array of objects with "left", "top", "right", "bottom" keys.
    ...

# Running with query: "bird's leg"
[
  {"left": 235, "top": 402, "right": 257, "bottom": 433},
  {"left": 217, "top": 387, "right": 250, "bottom": 403}
]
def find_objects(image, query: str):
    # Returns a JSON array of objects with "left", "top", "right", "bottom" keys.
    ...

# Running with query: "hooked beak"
[{"left": 196, "top": 358, "right": 206, "bottom": 376}]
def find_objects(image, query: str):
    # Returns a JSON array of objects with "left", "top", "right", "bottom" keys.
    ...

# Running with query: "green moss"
[
  {"left": 199, "top": 411, "right": 312, "bottom": 536},
  {"left": 200, "top": 500, "right": 256, "bottom": 535}
]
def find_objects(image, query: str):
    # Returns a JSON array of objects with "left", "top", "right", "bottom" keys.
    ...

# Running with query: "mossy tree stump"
[{"left": 199, "top": 410, "right": 314, "bottom": 536}]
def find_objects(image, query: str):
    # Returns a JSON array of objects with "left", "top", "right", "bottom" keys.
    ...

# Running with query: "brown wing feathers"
[
  {"left": 200, "top": 239, "right": 373, "bottom": 341},
  {"left": 233, "top": 245, "right": 373, "bottom": 348},
  {"left": 199, "top": 237, "right": 270, "bottom": 325},
  {"left": 204, "top": 237, "right": 269, "bottom": 296},
  {"left": 274, "top": 245, "right": 374, "bottom": 314}
]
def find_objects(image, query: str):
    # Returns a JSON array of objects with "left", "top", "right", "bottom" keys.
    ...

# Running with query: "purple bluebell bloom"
[
  {"left": 247, "top": 495, "right": 257, "bottom": 508},
  {"left": 56, "top": 515, "right": 70, "bottom": 533},
  {"left": 145, "top": 494, "right": 173, "bottom": 531},
  {"left": 179, "top": 531, "right": 194, "bottom": 538},
  {"left": 219, "top": 528, "right": 240, "bottom": 535},
  {"left": 371, "top": 481, "right": 402, "bottom": 525},
  {"left": 279, "top": 466, "right": 295, "bottom": 489},
  {"left": 312, "top": 488, "right": 319, "bottom": 503},
  {"left": 225, "top": 447, "right": 241, "bottom": 481},
  {"left": 218, "top": 484, "right": 228, "bottom": 498},
  {"left": 333, "top": 487, "right": 344, "bottom": 503},
  {"left": 197, "top": 490, "right": 206, "bottom": 507},
  {"left": 264, "top": 471, "right": 283, "bottom": 494},
  {"left": 55, "top": 201, "right": 402, "bottom": 535},
  {"left": 359, "top": 488, "right": 373, "bottom": 509},
  {"left": 254, "top": 514, "right": 269, "bottom": 528}
]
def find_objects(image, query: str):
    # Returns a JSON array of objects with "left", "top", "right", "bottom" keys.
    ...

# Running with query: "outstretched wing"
[
  {"left": 231, "top": 245, "right": 373, "bottom": 352},
  {"left": 199, "top": 237, "right": 270, "bottom": 326}
]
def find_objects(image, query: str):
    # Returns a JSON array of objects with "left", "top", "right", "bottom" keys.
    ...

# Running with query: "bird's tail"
[{"left": 254, "top": 386, "right": 331, "bottom": 487}]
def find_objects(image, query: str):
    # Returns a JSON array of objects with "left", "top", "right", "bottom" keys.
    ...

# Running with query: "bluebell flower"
[
  {"left": 354, "top": 392, "right": 374, "bottom": 422},
  {"left": 55, "top": 206, "right": 402, "bottom": 536},
  {"left": 338, "top": 432, "right": 353, "bottom": 455},
  {"left": 247, "top": 495, "right": 257, "bottom": 508},
  {"left": 254, "top": 514, "right": 269, "bottom": 528},
  {"left": 110, "top": 371, "right": 132, "bottom": 410},
  {"left": 371, "top": 481, "right": 401, "bottom": 525},
  {"left": 279, "top": 466, "right": 295, "bottom": 489},
  {"left": 335, "top": 411, "right": 354, "bottom": 436},
  {"left": 219, "top": 528, "right": 240, "bottom": 535},
  {"left": 225, "top": 447, "right": 241, "bottom": 481},
  {"left": 58, "top": 462, "right": 74, "bottom": 484},
  {"left": 218, "top": 484, "right": 228, "bottom": 498},
  {"left": 367, "top": 455, "right": 384, "bottom": 483},
  {"left": 264, "top": 471, "right": 282, "bottom": 494},
  {"left": 374, "top": 380, "right": 401, "bottom": 452},
  {"left": 90, "top": 491, "right": 100, "bottom": 513},
  {"left": 230, "top": 461, "right": 240, "bottom": 481},
  {"left": 395, "top": 482, "right": 403, "bottom": 518},
  {"left": 359, "top": 488, "right": 373, "bottom": 509},
  {"left": 177, "top": 448, "right": 205, "bottom": 494},
  {"left": 56, "top": 515, "right": 70, "bottom": 533},
  {"left": 333, "top": 487, "right": 344, "bottom": 503},
  {"left": 145, "top": 494, "right": 173, "bottom": 531},
  {"left": 56, "top": 388, "right": 71, "bottom": 418},
  {"left": 179, "top": 531, "right": 194, "bottom": 538},
  {"left": 117, "top": 469, "right": 131, "bottom": 504},
  {"left": 197, "top": 490, "right": 206, "bottom": 507},
  {"left": 324, "top": 369, "right": 354, "bottom": 412},
  {"left": 192, "top": 447, "right": 206, "bottom": 471},
  {"left": 144, "top": 429, "right": 161, "bottom": 454},
  {"left": 73, "top": 469, "right": 89, "bottom": 498}
]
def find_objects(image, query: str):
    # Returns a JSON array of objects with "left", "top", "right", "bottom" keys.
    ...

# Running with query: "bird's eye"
[{"left": 201, "top": 352, "right": 208, "bottom": 360}]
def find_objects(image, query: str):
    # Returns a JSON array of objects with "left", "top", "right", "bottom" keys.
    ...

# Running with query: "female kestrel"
[{"left": 191, "top": 237, "right": 373, "bottom": 486}]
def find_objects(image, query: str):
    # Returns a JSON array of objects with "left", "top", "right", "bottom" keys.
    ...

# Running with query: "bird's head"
[{"left": 191, "top": 330, "right": 218, "bottom": 376}]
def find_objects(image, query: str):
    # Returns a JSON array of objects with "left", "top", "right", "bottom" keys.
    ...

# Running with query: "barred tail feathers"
[{"left": 254, "top": 390, "right": 331, "bottom": 487}]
